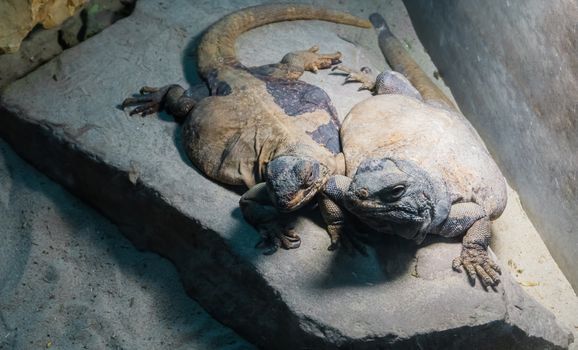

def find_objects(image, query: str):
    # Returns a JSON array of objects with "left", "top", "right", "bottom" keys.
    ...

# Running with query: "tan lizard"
[{"left": 122, "top": 4, "right": 371, "bottom": 254}]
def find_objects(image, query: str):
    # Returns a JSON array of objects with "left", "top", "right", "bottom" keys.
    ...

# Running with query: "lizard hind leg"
[
  {"left": 281, "top": 45, "right": 342, "bottom": 73},
  {"left": 121, "top": 84, "right": 197, "bottom": 123},
  {"left": 122, "top": 85, "right": 171, "bottom": 116},
  {"left": 254, "top": 217, "right": 301, "bottom": 255},
  {"left": 332, "top": 65, "right": 376, "bottom": 91},
  {"left": 239, "top": 183, "right": 302, "bottom": 255}
]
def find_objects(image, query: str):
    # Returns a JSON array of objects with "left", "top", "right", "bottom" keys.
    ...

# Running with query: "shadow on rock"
[
  {"left": 182, "top": 30, "right": 208, "bottom": 87},
  {"left": 228, "top": 206, "right": 265, "bottom": 261},
  {"left": 312, "top": 233, "right": 418, "bottom": 289}
]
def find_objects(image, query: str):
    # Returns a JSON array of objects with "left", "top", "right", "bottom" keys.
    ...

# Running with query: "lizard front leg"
[
  {"left": 333, "top": 65, "right": 422, "bottom": 101},
  {"left": 320, "top": 175, "right": 367, "bottom": 255},
  {"left": 239, "top": 183, "right": 300, "bottom": 255},
  {"left": 122, "top": 84, "right": 207, "bottom": 122},
  {"left": 248, "top": 45, "right": 342, "bottom": 81},
  {"left": 281, "top": 45, "right": 342, "bottom": 74},
  {"left": 439, "top": 202, "right": 502, "bottom": 287},
  {"left": 332, "top": 65, "right": 376, "bottom": 91}
]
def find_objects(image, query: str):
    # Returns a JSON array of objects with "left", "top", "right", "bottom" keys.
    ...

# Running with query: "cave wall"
[{"left": 403, "top": 0, "right": 578, "bottom": 290}]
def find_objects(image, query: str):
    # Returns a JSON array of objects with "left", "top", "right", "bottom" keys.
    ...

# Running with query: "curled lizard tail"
[
  {"left": 197, "top": 4, "right": 371, "bottom": 78},
  {"left": 369, "top": 13, "right": 455, "bottom": 109}
]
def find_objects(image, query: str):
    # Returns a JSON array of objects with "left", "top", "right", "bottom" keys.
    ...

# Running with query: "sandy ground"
[
  {"left": 0, "top": 139, "right": 254, "bottom": 349},
  {"left": 0, "top": 0, "right": 576, "bottom": 348}
]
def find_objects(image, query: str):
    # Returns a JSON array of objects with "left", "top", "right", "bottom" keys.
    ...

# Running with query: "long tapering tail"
[
  {"left": 197, "top": 4, "right": 372, "bottom": 78},
  {"left": 369, "top": 13, "right": 455, "bottom": 109}
]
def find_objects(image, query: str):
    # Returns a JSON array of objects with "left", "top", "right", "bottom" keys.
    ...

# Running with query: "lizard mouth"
[
  {"left": 277, "top": 192, "right": 311, "bottom": 212},
  {"left": 344, "top": 197, "right": 430, "bottom": 242},
  {"left": 272, "top": 171, "right": 330, "bottom": 212},
  {"left": 276, "top": 180, "right": 325, "bottom": 212},
  {"left": 346, "top": 199, "right": 422, "bottom": 222}
]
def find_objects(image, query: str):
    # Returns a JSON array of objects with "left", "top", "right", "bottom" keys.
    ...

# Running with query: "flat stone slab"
[{"left": 0, "top": 0, "right": 572, "bottom": 348}]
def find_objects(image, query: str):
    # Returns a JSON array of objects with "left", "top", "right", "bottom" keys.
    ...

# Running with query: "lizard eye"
[
  {"left": 389, "top": 185, "right": 406, "bottom": 199},
  {"left": 356, "top": 188, "right": 369, "bottom": 199}
]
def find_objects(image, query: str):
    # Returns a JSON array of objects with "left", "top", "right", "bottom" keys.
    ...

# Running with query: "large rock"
[{"left": 0, "top": 0, "right": 572, "bottom": 348}]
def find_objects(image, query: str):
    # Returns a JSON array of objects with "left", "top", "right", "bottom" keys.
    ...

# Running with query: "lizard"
[
  {"left": 121, "top": 4, "right": 371, "bottom": 254},
  {"left": 320, "top": 13, "right": 507, "bottom": 288}
]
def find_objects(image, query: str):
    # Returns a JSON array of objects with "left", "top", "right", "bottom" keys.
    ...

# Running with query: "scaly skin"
[
  {"left": 121, "top": 5, "right": 370, "bottom": 254},
  {"left": 322, "top": 13, "right": 507, "bottom": 288}
]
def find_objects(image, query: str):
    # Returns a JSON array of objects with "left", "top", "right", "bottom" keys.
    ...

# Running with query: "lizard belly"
[{"left": 341, "top": 94, "right": 506, "bottom": 218}]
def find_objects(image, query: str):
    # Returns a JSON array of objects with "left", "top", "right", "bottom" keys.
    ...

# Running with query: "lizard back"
[{"left": 341, "top": 94, "right": 507, "bottom": 219}]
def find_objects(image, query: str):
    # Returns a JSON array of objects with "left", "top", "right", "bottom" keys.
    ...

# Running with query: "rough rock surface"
[
  {"left": 0, "top": 139, "right": 254, "bottom": 349},
  {"left": 0, "top": 0, "right": 134, "bottom": 90},
  {"left": 0, "top": 0, "right": 573, "bottom": 348},
  {"left": 403, "top": 0, "right": 578, "bottom": 293},
  {"left": 0, "top": 0, "right": 86, "bottom": 54}
]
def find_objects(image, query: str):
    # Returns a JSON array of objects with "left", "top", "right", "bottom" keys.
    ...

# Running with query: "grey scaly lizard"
[{"left": 321, "top": 13, "right": 507, "bottom": 288}]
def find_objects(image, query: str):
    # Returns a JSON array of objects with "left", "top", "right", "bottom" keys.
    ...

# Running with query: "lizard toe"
[
  {"left": 463, "top": 261, "right": 478, "bottom": 283},
  {"left": 327, "top": 241, "right": 340, "bottom": 251},
  {"left": 139, "top": 86, "right": 160, "bottom": 94},
  {"left": 483, "top": 262, "right": 501, "bottom": 285},
  {"left": 255, "top": 221, "right": 301, "bottom": 253},
  {"left": 487, "top": 260, "right": 502, "bottom": 275},
  {"left": 281, "top": 235, "right": 301, "bottom": 249},
  {"left": 129, "top": 103, "right": 160, "bottom": 116},
  {"left": 475, "top": 264, "right": 495, "bottom": 287},
  {"left": 452, "top": 256, "right": 463, "bottom": 272}
]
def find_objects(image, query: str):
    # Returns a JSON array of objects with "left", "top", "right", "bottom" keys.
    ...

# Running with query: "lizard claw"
[
  {"left": 326, "top": 223, "right": 369, "bottom": 256},
  {"left": 121, "top": 85, "right": 171, "bottom": 117},
  {"left": 332, "top": 65, "right": 376, "bottom": 90},
  {"left": 453, "top": 244, "right": 501, "bottom": 288},
  {"left": 254, "top": 220, "right": 301, "bottom": 255},
  {"left": 139, "top": 86, "right": 160, "bottom": 94}
]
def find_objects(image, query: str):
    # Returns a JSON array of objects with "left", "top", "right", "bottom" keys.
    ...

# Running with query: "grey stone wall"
[{"left": 403, "top": 0, "right": 578, "bottom": 291}]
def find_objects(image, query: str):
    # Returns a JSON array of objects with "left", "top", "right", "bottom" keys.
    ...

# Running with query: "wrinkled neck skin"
[
  {"left": 413, "top": 171, "right": 451, "bottom": 243},
  {"left": 345, "top": 157, "right": 451, "bottom": 244}
]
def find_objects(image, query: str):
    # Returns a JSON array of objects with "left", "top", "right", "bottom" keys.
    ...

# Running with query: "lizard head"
[
  {"left": 343, "top": 157, "right": 449, "bottom": 243},
  {"left": 266, "top": 155, "right": 330, "bottom": 212}
]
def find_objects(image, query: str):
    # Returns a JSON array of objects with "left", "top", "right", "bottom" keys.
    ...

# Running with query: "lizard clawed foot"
[
  {"left": 254, "top": 221, "right": 301, "bottom": 255},
  {"left": 331, "top": 65, "right": 376, "bottom": 91},
  {"left": 452, "top": 243, "right": 502, "bottom": 288},
  {"left": 281, "top": 45, "right": 342, "bottom": 73},
  {"left": 326, "top": 223, "right": 368, "bottom": 257},
  {"left": 121, "top": 85, "right": 173, "bottom": 116}
]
